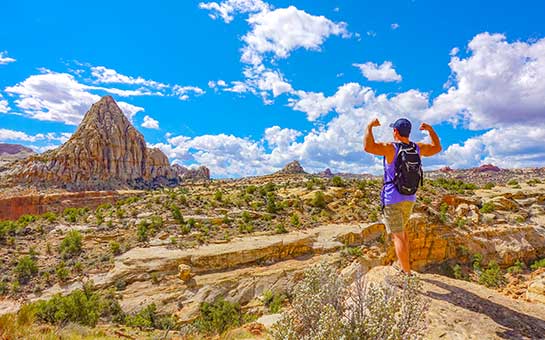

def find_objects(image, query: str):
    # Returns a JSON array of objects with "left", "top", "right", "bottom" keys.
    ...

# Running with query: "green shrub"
[
  {"left": 30, "top": 282, "right": 122, "bottom": 327},
  {"left": 241, "top": 211, "right": 251, "bottom": 223},
  {"left": 478, "top": 261, "right": 505, "bottom": 288},
  {"left": 290, "top": 213, "right": 301, "bottom": 227},
  {"left": 507, "top": 260, "right": 525, "bottom": 274},
  {"left": 331, "top": 176, "right": 344, "bottom": 187},
  {"left": 455, "top": 218, "right": 467, "bottom": 228},
  {"left": 311, "top": 191, "right": 327, "bottom": 209},
  {"left": 472, "top": 253, "right": 483, "bottom": 272},
  {"left": 483, "top": 182, "right": 495, "bottom": 190},
  {"left": 170, "top": 204, "right": 184, "bottom": 224},
  {"left": 530, "top": 258, "right": 545, "bottom": 271},
  {"left": 63, "top": 208, "right": 87, "bottom": 223},
  {"left": 17, "top": 214, "right": 36, "bottom": 228},
  {"left": 452, "top": 264, "right": 466, "bottom": 280},
  {"left": 345, "top": 246, "right": 363, "bottom": 257},
  {"left": 41, "top": 211, "right": 57, "bottom": 223},
  {"left": 137, "top": 221, "right": 150, "bottom": 242},
  {"left": 15, "top": 256, "right": 38, "bottom": 284},
  {"left": 439, "top": 202, "right": 449, "bottom": 223},
  {"left": 266, "top": 192, "right": 277, "bottom": 214},
  {"left": 245, "top": 185, "right": 257, "bottom": 195},
  {"left": 480, "top": 202, "right": 495, "bottom": 213},
  {"left": 263, "top": 290, "right": 286, "bottom": 313},
  {"left": 507, "top": 179, "right": 518, "bottom": 186},
  {"left": 59, "top": 230, "right": 83, "bottom": 258},
  {"left": 56, "top": 261, "right": 70, "bottom": 282},
  {"left": 275, "top": 224, "right": 287, "bottom": 234},
  {"left": 109, "top": 241, "right": 121, "bottom": 256},
  {"left": 125, "top": 303, "right": 174, "bottom": 330},
  {"left": 0, "top": 220, "right": 18, "bottom": 241},
  {"left": 214, "top": 190, "right": 223, "bottom": 202},
  {"left": 195, "top": 298, "right": 242, "bottom": 334}
]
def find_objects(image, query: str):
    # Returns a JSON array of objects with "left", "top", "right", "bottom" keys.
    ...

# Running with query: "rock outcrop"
[
  {"left": 276, "top": 160, "right": 306, "bottom": 175},
  {"left": 172, "top": 164, "right": 210, "bottom": 181},
  {"left": 473, "top": 163, "right": 501, "bottom": 173},
  {"left": 1, "top": 96, "right": 178, "bottom": 190}
]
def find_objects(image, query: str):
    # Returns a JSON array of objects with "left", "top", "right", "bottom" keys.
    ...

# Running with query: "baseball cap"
[{"left": 389, "top": 118, "right": 411, "bottom": 137}]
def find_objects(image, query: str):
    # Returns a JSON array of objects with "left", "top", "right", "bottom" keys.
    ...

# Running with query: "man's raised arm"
[
  {"left": 363, "top": 118, "right": 392, "bottom": 156},
  {"left": 417, "top": 123, "right": 442, "bottom": 157}
]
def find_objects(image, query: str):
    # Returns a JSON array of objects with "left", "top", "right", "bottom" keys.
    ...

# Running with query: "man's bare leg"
[{"left": 391, "top": 231, "right": 410, "bottom": 274}]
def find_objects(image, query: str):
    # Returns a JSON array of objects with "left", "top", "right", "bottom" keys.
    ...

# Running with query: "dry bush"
[{"left": 271, "top": 262, "right": 429, "bottom": 340}]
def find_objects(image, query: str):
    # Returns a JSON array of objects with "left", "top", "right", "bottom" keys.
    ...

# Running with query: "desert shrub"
[
  {"left": 311, "top": 191, "right": 327, "bottom": 209},
  {"left": 239, "top": 223, "right": 254, "bottom": 234},
  {"left": 245, "top": 185, "right": 257, "bottom": 195},
  {"left": 439, "top": 202, "right": 449, "bottom": 224},
  {"left": 115, "top": 208, "right": 125, "bottom": 219},
  {"left": 17, "top": 214, "right": 36, "bottom": 228},
  {"left": 194, "top": 298, "right": 242, "bottom": 334},
  {"left": 137, "top": 217, "right": 162, "bottom": 242},
  {"left": 259, "top": 182, "right": 276, "bottom": 196},
  {"left": 331, "top": 176, "right": 344, "bottom": 187},
  {"left": 15, "top": 256, "right": 38, "bottom": 284},
  {"left": 31, "top": 283, "right": 101, "bottom": 326},
  {"left": 483, "top": 182, "right": 495, "bottom": 190},
  {"left": 455, "top": 218, "right": 467, "bottom": 228},
  {"left": 213, "top": 190, "right": 223, "bottom": 202},
  {"left": 478, "top": 261, "right": 505, "bottom": 288},
  {"left": 56, "top": 261, "right": 70, "bottom": 282},
  {"left": 275, "top": 224, "right": 287, "bottom": 234},
  {"left": 28, "top": 282, "right": 124, "bottom": 328},
  {"left": 124, "top": 303, "right": 175, "bottom": 330},
  {"left": 345, "top": 246, "right": 363, "bottom": 257},
  {"left": 472, "top": 253, "right": 483, "bottom": 272},
  {"left": 263, "top": 290, "right": 286, "bottom": 313},
  {"left": 507, "top": 179, "right": 518, "bottom": 186},
  {"left": 60, "top": 230, "right": 83, "bottom": 258},
  {"left": 266, "top": 192, "right": 278, "bottom": 214},
  {"left": 452, "top": 264, "right": 466, "bottom": 280},
  {"left": 109, "top": 241, "right": 121, "bottom": 256},
  {"left": 430, "top": 178, "right": 477, "bottom": 192},
  {"left": 530, "top": 258, "right": 545, "bottom": 271},
  {"left": 170, "top": 204, "right": 184, "bottom": 224},
  {"left": 41, "top": 211, "right": 57, "bottom": 223},
  {"left": 270, "top": 262, "right": 429, "bottom": 340},
  {"left": 507, "top": 260, "right": 525, "bottom": 274},
  {"left": 480, "top": 202, "right": 495, "bottom": 213},
  {"left": 290, "top": 214, "right": 301, "bottom": 227},
  {"left": 0, "top": 220, "right": 18, "bottom": 241},
  {"left": 241, "top": 211, "right": 251, "bottom": 223},
  {"left": 63, "top": 208, "right": 87, "bottom": 223},
  {"left": 527, "top": 178, "right": 542, "bottom": 186}
]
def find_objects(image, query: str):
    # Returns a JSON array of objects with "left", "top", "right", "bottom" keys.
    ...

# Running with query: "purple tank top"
[{"left": 381, "top": 142, "right": 420, "bottom": 206}]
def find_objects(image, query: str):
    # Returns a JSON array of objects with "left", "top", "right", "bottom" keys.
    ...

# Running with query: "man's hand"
[
  {"left": 369, "top": 118, "right": 381, "bottom": 128},
  {"left": 419, "top": 122, "right": 433, "bottom": 132}
]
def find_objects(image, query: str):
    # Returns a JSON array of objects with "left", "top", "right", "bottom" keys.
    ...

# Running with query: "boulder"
[{"left": 527, "top": 272, "right": 545, "bottom": 304}]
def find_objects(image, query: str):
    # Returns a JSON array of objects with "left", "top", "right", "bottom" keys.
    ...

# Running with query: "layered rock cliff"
[{"left": 1, "top": 96, "right": 179, "bottom": 190}]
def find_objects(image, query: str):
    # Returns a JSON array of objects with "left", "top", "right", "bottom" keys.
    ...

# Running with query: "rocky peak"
[
  {"left": 276, "top": 160, "right": 306, "bottom": 175},
  {"left": 2, "top": 96, "right": 178, "bottom": 190},
  {"left": 321, "top": 168, "right": 334, "bottom": 178},
  {"left": 172, "top": 164, "right": 211, "bottom": 181}
]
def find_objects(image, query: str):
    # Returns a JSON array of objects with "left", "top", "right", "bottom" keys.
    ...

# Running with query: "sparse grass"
[{"left": 530, "top": 258, "right": 545, "bottom": 271}]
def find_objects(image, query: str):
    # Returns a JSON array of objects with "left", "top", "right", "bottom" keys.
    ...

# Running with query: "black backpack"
[{"left": 386, "top": 142, "right": 423, "bottom": 195}]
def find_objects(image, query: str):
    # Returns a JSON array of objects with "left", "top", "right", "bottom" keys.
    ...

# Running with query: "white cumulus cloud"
[
  {"left": 0, "top": 51, "right": 16, "bottom": 65},
  {"left": 199, "top": 0, "right": 270, "bottom": 23},
  {"left": 353, "top": 61, "right": 402, "bottom": 82},
  {"left": 141, "top": 115, "right": 160, "bottom": 129}
]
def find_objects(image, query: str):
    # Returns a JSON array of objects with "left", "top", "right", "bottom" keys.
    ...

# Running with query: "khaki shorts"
[{"left": 382, "top": 201, "right": 415, "bottom": 234}]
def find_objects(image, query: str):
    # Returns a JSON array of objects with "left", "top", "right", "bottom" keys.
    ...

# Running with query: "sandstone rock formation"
[
  {"left": 172, "top": 164, "right": 210, "bottom": 181},
  {"left": 319, "top": 168, "right": 334, "bottom": 178},
  {"left": 473, "top": 163, "right": 501, "bottom": 173},
  {"left": 1, "top": 96, "right": 178, "bottom": 190},
  {"left": 276, "top": 160, "right": 306, "bottom": 175},
  {"left": 0, "top": 143, "right": 35, "bottom": 167}
]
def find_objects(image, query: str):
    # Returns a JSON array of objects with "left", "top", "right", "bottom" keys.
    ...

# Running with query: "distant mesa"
[
  {"left": 1, "top": 96, "right": 182, "bottom": 190},
  {"left": 320, "top": 168, "right": 334, "bottom": 178},
  {"left": 0, "top": 143, "right": 35, "bottom": 156},
  {"left": 276, "top": 160, "right": 306, "bottom": 175},
  {"left": 472, "top": 163, "right": 501, "bottom": 173},
  {"left": 172, "top": 164, "right": 210, "bottom": 181},
  {"left": 0, "top": 143, "right": 35, "bottom": 168},
  {"left": 439, "top": 166, "right": 455, "bottom": 173}
]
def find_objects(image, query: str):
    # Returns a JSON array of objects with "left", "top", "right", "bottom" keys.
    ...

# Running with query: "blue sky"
[{"left": 1, "top": 0, "right": 545, "bottom": 177}]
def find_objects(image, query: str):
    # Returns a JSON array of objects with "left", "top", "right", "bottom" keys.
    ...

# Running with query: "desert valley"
[{"left": 0, "top": 96, "right": 544, "bottom": 339}]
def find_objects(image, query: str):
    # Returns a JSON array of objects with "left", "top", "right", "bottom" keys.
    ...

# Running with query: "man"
[{"left": 364, "top": 118, "right": 442, "bottom": 276}]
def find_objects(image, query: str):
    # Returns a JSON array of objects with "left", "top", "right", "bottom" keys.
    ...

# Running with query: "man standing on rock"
[{"left": 364, "top": 118, "right": 442, "bottom": 277}]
